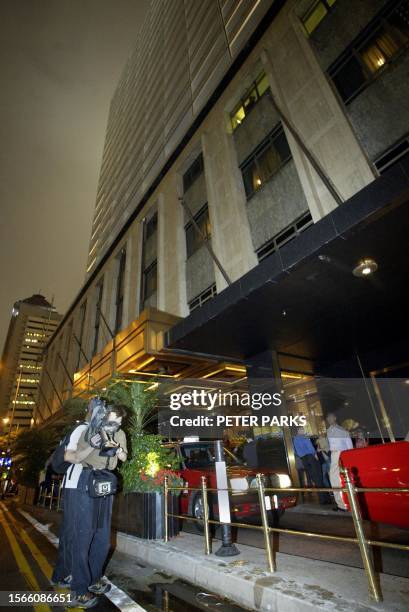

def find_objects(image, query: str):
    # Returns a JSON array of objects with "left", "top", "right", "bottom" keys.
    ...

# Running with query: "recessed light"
[{"left": 353, "top": 258, "right": 378, "bottom": 278}]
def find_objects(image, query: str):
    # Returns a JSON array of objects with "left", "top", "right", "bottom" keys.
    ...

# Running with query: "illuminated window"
[
  {"left": 185, "top": 204, "right": 211, "bottom": 258},
  {"left": 302, "top": 0, "right": 337, "bottom": 35},
  {"left": 240, "top": 125, "right": 292, "bottom": 199},
  {"left": 329, "top": 0, "right": 409, "bottom": 103},
  {"left": 230, "top": 72, "right": 271, "bottom": 131}
]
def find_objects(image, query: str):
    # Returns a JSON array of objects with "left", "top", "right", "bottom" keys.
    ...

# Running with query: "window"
[
  {"left": 375, "top": 134, "right": 409, "bottom": 173},
  {"left": 92, "top": 281, "right": 104, "bottom": 356},
  {"left": 240, "top": 125, "right": 292, "bottom": 199},
  {"left": 183, "top": 153, "right": 204, "bottom": 192},
  {"left": 188, "top": 283, "right": 217, "bottom": 313},
  {"left": 185, "top": 204, "right": 211, "bottom": 258},
  {"left": 256, "top": 212, "right": 313, "bottom": 262},
  {"left": 230, "top": 72, "right": 271, "bottom": 131},
  {"left": 329, "top": 0, "right": 409, "bottom": 103},
  {"left": 145, "top": 212, "right": 157, "bottom": 240},
  {"left": 302, "top": 0, "right": 337, "bottom": 35},
  {"left": 142, "top": 260, "right": 157, "bottom": 305},
  {"left": 76, "top": 301, "right": 87, "bottom": 370},
  {"left": 115, "top": 249, "right": 126, "bottom": 334}
]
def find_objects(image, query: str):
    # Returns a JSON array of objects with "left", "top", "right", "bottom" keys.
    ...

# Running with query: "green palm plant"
[{"left": 92, "top": 375, "right": 158, "bottom": 435}]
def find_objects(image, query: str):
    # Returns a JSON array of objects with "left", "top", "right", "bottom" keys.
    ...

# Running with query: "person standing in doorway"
[
  {"left": 326, "top": 412, "right": 353, "bottom": 511},
  {"left": 293, "top": 427, "right": 329, "bottom": 505},
  {"left": 316, "top": 434, "right": 331, "bottom": 488}
]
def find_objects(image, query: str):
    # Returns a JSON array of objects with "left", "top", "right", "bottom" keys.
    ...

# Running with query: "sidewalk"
[{"left": 22, "top": 503, "right": 409, "bottom": 612}]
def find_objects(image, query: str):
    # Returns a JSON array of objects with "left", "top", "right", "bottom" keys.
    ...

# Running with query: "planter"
[{"left": 112, "top": 491, "right": 180, "bottom": 539}]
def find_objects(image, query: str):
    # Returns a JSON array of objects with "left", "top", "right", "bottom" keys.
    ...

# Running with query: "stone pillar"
[{"left": 260, "top": 0, "right": 376, "bottom": 221}]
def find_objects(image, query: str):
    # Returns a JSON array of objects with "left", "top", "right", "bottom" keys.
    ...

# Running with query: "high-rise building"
[
  {"left": 0, "top": 295, "right": 62, "bottom": 434},
  {"left": 38, "top": 0, "right": 409, "bottom": 479}
]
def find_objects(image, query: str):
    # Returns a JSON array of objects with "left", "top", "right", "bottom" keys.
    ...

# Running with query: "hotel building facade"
[{"left": 36, "top": 0, "right": 409, "bottom": 479}]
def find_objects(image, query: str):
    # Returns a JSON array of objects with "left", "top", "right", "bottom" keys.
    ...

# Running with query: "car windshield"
[{"left": 180, "top": 443, "right": 242, "bottom": 469}]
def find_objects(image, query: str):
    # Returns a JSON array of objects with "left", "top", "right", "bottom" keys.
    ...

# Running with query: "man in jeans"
[
  {"left": 53, "top": 401, "right": 127, "bottom": 608},
  {"left": 293, "top": 427, "right": 329, "bottom": 505}
]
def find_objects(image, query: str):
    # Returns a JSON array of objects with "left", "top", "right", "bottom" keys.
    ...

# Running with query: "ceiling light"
[{"left": 353, "top": 258, "right": 378, "bottom": 278}]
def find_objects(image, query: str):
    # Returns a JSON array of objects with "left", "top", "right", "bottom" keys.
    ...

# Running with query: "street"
[{"left": 0, "top": 500, "right": 244, "bottom": 611}]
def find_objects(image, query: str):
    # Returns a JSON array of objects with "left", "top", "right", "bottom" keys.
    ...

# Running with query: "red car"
[
  {"left": 166, "top": 441, "right": 297, "bottom": 530},
  {"left": 340, "top": 441, "right": 409, "bottom": 528}
]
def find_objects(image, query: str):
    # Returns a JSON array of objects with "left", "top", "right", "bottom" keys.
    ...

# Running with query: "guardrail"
[
  {"left": 163, "top": 467, "right": 409, "bottom": 603},
  {"left": 37, "top": 481, "right": 62, "bottom": 511}
]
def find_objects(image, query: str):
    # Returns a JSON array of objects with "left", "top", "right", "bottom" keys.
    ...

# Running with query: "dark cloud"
[{"left": 0, "top": 0, "right": 149, "bottom": 348}]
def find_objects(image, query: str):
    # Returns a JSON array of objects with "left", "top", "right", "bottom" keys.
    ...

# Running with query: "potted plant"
[
  {"left": 99, "top": 376, "right": 182, "bottom": 539},
  {"left": 119, "top": 433, "right": 182, "bottom": 538}
]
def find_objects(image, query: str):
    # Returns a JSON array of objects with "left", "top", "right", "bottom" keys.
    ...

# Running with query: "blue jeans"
[
  {"left": 52, "top": 488, "right": 78, "bottom": 582},
  {"left": 70, "top": 472, "right": 114, "bottom": 596},
  {"left": 322, "top": 459, "right": 331, "bottom": 488}
]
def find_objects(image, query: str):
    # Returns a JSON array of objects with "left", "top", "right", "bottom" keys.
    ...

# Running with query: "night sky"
[{"left": 0, "top": 0, "right": 149, "bottom": 350}]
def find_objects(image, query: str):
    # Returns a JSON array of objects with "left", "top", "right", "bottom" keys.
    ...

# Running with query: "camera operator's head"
[{"left": 101, "top": 404, "right": 127, "bottom": 434}]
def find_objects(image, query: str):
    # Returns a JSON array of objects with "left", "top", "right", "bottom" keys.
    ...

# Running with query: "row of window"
[
  {"left": 230, "top": 72, "right": 269, "bottom": 131},
  {"left": 302, "top": 0, "right": 337, "bottom": 35},
  {"left": 241, "top": 125, "right": 292, "bottom": 199},
  {"left": 328, "top": 0, "right": 409, "bottom": 103},
  {"left": 188, "top": 283, "right": 217, "bottom": 313}
]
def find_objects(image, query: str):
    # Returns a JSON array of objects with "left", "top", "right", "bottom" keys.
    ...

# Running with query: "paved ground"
[
  {"left": 0, "top": 499, "right": 244, "bottom": 611},
  {"left": 14, "top": 497, "right": 409, "bottom": 611}
]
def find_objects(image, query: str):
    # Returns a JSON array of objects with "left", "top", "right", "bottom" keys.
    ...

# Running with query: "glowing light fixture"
[
  {"left": 353, "top": 258, "right": 378, "bottom": 278},
  {"left": 145, "top": 451, "right": 160, "bottom": 477}
]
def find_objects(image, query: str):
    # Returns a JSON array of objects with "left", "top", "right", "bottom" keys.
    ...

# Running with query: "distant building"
[{"left": 0, "top": 295, "right": 62, "bottom": 433}]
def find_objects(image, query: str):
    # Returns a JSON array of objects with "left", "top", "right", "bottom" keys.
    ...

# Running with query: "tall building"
[
  {"left": 0, "top": 295, "right": 62, "bottom": 434},
  {"left": 38, "top": 0, "right": 409, "bottom": 480}
]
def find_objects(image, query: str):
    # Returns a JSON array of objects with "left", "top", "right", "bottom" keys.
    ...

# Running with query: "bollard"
[
  {"left": 49, "top": 482, "right": 55, "bottom": 510},
  {"left": 342, "top": 466, "right": 382, "bottom": 602},
  {"left": 163, "top": 475, "right": 169, "bottom": 542},
  {"left": 256, "top": 473, "right": 276, "bottom": 572},
  {"left": 56, "top": 484, "right": 62, "bottom": 512},
  {"left": 201, "top": 476, "right": 211, "bottom": 555}
]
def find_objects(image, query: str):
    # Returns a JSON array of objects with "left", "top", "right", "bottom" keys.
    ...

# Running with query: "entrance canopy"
[{"left": 166, "top": 163, "right": 409, "bottom": 364}]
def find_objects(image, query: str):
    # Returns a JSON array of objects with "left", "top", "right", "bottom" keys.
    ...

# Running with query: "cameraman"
[{"left": 62, "top": 402, "right": 127, "bottom": 608}]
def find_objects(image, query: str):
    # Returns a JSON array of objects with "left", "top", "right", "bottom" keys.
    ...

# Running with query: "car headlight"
[
  {"left": 229, "top": 477, "right": 249, "bottom": 493},
  {"left": 276, "top": 473, "right": 291, "bottom": 488}
]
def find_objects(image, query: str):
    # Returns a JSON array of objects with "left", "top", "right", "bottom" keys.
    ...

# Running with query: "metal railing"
[
  {"left": 163, "top": 467, "right": 409, "bottom": 603},
  {"left": 37, "top": 481, "right": 62, "bottom": 511}
]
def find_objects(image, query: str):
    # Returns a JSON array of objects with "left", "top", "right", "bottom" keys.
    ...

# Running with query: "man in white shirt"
[
  {"left": 326, "top": 412, "right": 353, "bottom": 511},
  {"left": 51, "top": 420, "right": 90, "bottom": 589}
]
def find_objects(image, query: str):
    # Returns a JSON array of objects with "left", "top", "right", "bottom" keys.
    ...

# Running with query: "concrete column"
[
  {"left": 161, "top": 177, "right": 188, "bottom": 317},
  {"left": 201, "top": 129, "right": 257, "bottom": 293},
  {"left": 259, "top": 0, "right": 375, "bottom": 221}
]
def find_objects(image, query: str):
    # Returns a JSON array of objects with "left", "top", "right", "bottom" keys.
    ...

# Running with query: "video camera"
[{"left": 85, "top": 397, "right": 121, "bottom": 457}]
